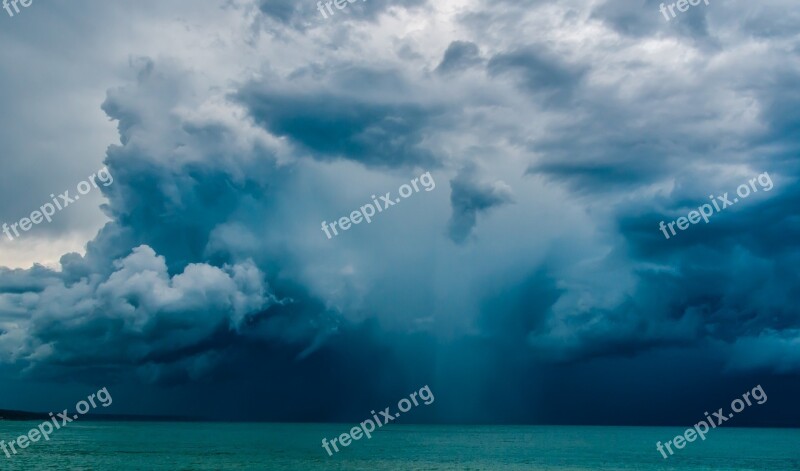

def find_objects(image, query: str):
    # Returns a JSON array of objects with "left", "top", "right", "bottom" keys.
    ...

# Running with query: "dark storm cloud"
[
  {"left": 590, "top": 0, "right": 711, "bottom": 39},
  {"left": 237, "top": 66, "right": 445, "bottom": 168},
  {"left": 447, "top": 165, "right": 514, "bottom": 243},
  {"left": 0, "top": 59, "right": 333, "bottom": 383},
  {"left": 257, "top": 0, "right": 428, "bottom": 29},
  {"left": 615, "top": 177, "right": 800, "bottom": 356},
  {"left": 487, "top": 47, "right": 588, "bottom": 106},
  {"left": 257, "top": 0, "right": 298, "bottom": 24},
  {"left": 453, "top": 1, "right": 800, "bottom": 371},
  {"left": 0, "top": 265, "right": 60, "bottom": 294},
  {"left": 526, "top": 129, "right": 676, "bottom": 192},
  {"left": 435, "top": 41, "right": 483, "bottom": 75},
  {"left": 2, "top": 0, "right": 800, "bottom": 426},
  {"left": 593, "top": 44, "right": 800, "bottom": 373},
  {"left": 755, "top": 69, "right": 800, "bottom": 149}
]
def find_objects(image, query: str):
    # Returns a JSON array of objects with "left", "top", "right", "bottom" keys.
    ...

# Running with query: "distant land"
[
  {"left": 0, "top": 409, "right": 194, "bottom": 422},
  {"left": 0, "top": 409, "right": 47, "bottom": 421}
]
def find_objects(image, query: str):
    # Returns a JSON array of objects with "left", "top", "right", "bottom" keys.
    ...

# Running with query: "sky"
[{"left": 0, "top": 0, "right": 798, "bottom": 425}]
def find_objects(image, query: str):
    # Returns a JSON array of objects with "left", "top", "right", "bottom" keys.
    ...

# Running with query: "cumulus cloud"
[
  {"left": 3, "top": 245, "right": 273, "bottom": 366},
  {"left": 0, "top": 57, "right": 298, "bottom": 381}
]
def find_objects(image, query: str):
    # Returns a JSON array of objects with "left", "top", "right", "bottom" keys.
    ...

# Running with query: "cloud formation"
[
  {"left": 1, "top": 0, "right": 799, "bottom": 422},
  {"left": 447, "top": 164, "right": 514, "bottom": 243}
]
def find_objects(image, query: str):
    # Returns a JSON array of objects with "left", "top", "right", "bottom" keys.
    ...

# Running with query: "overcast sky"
[{"left": 0, "top": 0, "right": 798, "bottom": 424}]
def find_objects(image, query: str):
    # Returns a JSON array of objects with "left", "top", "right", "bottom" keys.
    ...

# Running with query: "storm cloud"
[{"left": 0, "top": 0, "right": 799, "bottom": 424}]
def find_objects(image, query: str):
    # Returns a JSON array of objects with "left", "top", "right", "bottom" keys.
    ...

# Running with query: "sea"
[{"left": 0, "top": 422, "right": 797, "bottom": 470}]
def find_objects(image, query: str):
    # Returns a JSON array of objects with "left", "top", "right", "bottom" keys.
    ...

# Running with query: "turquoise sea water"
[{"left": 0, "top": 422, "right": 797, "bottom": 470}]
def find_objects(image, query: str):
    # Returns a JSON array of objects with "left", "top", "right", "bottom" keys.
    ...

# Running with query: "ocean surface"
[{"left": 0, "top": 422, "right": 797, "bottom": 470}]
